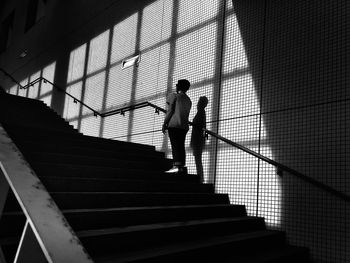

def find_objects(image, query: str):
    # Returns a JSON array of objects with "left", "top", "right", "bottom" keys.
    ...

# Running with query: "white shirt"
[{"left": 166, "top": 92, "right": 192, "bottom": 130}]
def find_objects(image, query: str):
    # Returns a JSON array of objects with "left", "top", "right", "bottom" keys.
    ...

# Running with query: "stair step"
[
  {"left": 19, "top": 143, "right": 165, "bottom": 159},
  {"left": 31, "top": 163, "right": 199, "bottom": 182},
  {"left": 13, "top": 135, "right": 157, "bottom": 154},
  {"left": 98, "top": 242, "right": 308, "bottom": 263},
  {"left": 2, "top": 121, "right": 75, "bottom": 133},
  {"left": 78, "top": 217, "right": 266, "bottom": 255},
  {"left": 25, "top": 152, "right": 172, "bottom": 171},
  {"left": 88, "top": 230, "right": 285, "bottom": 261},
  {"left": 5, "top": 125, "right": 156, "bottom": 152},
  {"left": 1, "top": 204, "right": 246, "bottom": 237},
  {"left": 3, "top": 122, "right": 78, "bottom": 135},
  {"left": 26, "top": 153, "right": 172, "bottom": 170},
  {"left": 4, "top": 192, "right": 230, "bottom": 211},
  {"left": 0, "top": 92, "right": 310, "bottom": 263},
  {"left": 39, "top": 176, "right": 213, "bottom": 193}
]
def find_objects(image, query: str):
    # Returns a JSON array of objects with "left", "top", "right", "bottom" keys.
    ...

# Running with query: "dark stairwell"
[{"left": 0, "top": 91, "right": 310, "bottom": 262}]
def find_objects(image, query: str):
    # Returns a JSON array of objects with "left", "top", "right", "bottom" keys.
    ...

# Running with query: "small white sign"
[{"left": 121, "top": 54, "right": 140, "bottom": 69}]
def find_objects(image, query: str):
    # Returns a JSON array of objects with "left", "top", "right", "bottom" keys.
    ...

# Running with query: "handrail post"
[
  {"left": 0, "top": 124, "right": 93, "bottom": 263},
  {"left": 0, "top": 169, "right": 9, "bottom": 220},
  {"left": 14, "top": 221, "right": 46, "bottom": 263},
  {"left": 0, "top": 170, "right": 9, "bottom": 263}
]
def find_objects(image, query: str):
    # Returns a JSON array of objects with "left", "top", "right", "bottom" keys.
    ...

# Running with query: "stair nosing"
[
  {"left": 76, "top": 216, "right": 265, "bottom": 237},
  {"left": 3, "top": 204, "right": 241, "bottom": 216}
]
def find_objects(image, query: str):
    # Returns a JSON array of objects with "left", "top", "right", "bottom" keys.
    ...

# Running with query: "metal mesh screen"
[{"left": 7, "top": 0, "right": 349, "bottom": 262}]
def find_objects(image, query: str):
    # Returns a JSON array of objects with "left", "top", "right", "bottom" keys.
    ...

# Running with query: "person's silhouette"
[
  {"left": 190, "top": 96, "right": 208, "bottom": 182},
  {"left": 163, "top": 79, "right": 192, "bottom": 174}
]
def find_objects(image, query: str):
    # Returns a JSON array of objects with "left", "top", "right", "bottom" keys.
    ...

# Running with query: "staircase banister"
[
  {"left": 2, "top": 67, "right": 348, "bottom": 202},
  {"left": 115, "top": 102, "right": 350, "bottom": 202},
  {"left": 0, "top": 69, "right": 101, "bottom": 117},
  {"left": 39, "top": 77, "right": 101, "bottom": 117},
  {"left": 203, "top": 129, "right": 350, "bottom": 202},
  {"left": 0, "top": 124, "right": 93, "bottom": 262}
]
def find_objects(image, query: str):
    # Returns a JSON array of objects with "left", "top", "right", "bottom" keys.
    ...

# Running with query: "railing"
[
  {"left": 102, "top": 101, "right": 350, "bottom": 203},
  {"left": 2, "top": 71, "right": 349, "bottom": 203},
  {"left": 0, "top": 124, "right": 93, "bottom": 263},
  {"left": 2, "top": 67, "right": 349, "bottom": 263}
]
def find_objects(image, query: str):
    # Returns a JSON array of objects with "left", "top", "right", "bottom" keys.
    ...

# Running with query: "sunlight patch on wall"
[
  {"left": 87, "top": 30, "right": 110, "bottom": 74},
  {"left": 18, "top": 78, "right": 29, "bottom": 97},
  {"left": 27, "top": 71, "right": 41, "bottom": 99},
  {"left": 258, "top": 146, "right": 281, "bottom": 226},
  {"left": 103, "top": 113, "right": 129, "bottom": 141},
  {"left": 67, "top": 44, "right": 87, "bottom": 83},
  {"left": 223, "top": 13, "right": 249, "bottom": 73},
  {"left": 174, "top": 22, "right": 217, "bottom": 84},
  {"left": 9, "top": 85, "right": 18, "bottom": 95},
  {"left": 177, "top": 0, "right": 218, "bottom": 33},
  {"left": 111, "top": 14, "right": 138, "bottom": 64},
  {"left": 220, "top": 76, "right": 259, "bottom": 120},
  {"left": 216, "top": 10, "right": 281, "bottom": 226},
  {"left": 216, "top": 147, "right": 259, "bottom": 215},
  {"left": 64, "top": 82, "right": 83, "bottom": 129},
  {"left": 135, "top": 43, "right": 170, "bottom": 101},
  {"left": 140, "top": 1, "right": 171, "bottom": 49},
  {"left": 39, "top": 62, "right": 56, "bottom": 106},
  {"left": 107, "top": 64, "right": 133, "bottom": 107},
  {"left": 80, "top": 72, "right": 105, "bottom": 136}
]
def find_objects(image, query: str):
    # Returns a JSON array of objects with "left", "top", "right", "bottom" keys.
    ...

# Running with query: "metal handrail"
[
  {"left": 2, "top": 70, "right": 349, "bottom": 202},
  {"left": 92, "top": 99, "right": 350, "bottom": 202},
  {"left": 22, "top": 77, "right": 101, "bottom": 117},
  {"left": 0, "top": 124, "right": 92, "bottom": 262}
]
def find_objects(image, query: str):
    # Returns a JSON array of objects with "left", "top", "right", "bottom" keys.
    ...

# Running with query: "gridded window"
[
  {"left": 110, "top": 14, "right": 138, "bottom": 64},
  {"left": 177, "top": 0, "right": 218, "bottom": 33},
  {"left": 140, "top": 0, "right": 171, "bottom": 49},
  {"left": 86, "top": 30, "right": 110, "bottom": 74},
  {"left": 80, "top": 72, "right": 105, "bottom": 136},
  {"left": 102, "top": 113, "right": 129, "bottom": 141},
  {"left": 67, "top": 44, "right": 87, "bottom": 83},
  {"left": 173, "top": 23, "right": 217, "bottom": 84},
  {"left": 134, "top": 45, "right": 169, "bottom": 101},
  {"left": 106, "top": 65, "right": 133, "bottom": 108}
]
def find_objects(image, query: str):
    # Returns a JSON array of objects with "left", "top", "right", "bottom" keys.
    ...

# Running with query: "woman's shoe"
[{"left": 165, "top": 167, "right": 180, "bottom": 173}]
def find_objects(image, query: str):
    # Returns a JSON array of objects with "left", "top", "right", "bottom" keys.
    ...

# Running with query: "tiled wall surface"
[{"left": 1, "top": 0, "right": 349, "bottom": 262}]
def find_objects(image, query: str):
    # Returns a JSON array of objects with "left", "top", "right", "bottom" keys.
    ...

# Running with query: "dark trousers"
[{"left": 168, "top": 128, "right": 188, "bottom": 167}]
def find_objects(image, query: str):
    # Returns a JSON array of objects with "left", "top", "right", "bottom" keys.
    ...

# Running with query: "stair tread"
[
  {"left": 40, "top": 176, "right": 205, "bottom": 185},
  {"left": 32, "top": 162, "right": 199, "bottom": 181},
  {"left": 0, "top": 93, "right": 310, "bottom": 263},
  {"left": 3, "top": 204, "right": 244, "bottom": 216},
  {"left": 27, "top": 152, "right": 171, "bottom": 162},
  {"left": 20, "top": 145, "right": 164, "bottom": 158},
  {"left": 76, "top": 216, "right": 263, "bottom": 237},
  {"left": 94, "top": 230, "right": 282, "bottom": 262}
]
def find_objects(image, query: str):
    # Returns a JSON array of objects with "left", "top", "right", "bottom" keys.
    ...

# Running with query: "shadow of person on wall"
[{"left": 190, "top": 96, "right": 208, "bottom": 183}]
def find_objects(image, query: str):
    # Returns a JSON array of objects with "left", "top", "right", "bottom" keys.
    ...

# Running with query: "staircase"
[{"left": 0, "top": 92, "right": 310, "bottom": 262}]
